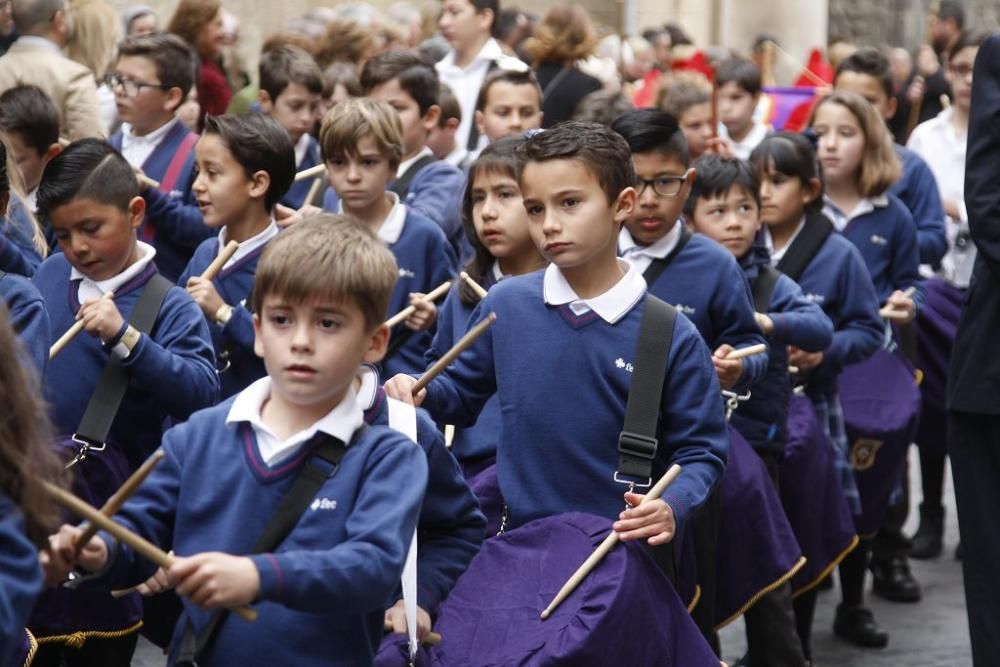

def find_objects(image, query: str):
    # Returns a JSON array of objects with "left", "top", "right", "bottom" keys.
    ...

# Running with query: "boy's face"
[
  {"left": 624, "top": 150, "right": 694, "bottom": 246},
  {"left": 690, "top": 185, "right": 760, "bottom": 260},
  {"left": 678, "top": 103, "right": 715, "bottom": 159},
  {"left": 520, "top": 159, "right": 635, "bottom": 272},
  {"left": 254, "top": 296, "right": 389, "bottom": 411},
  {"left": 192, "top": 134, "right": 268, "bottom": 228},
  {"left": 439, "top": 0, "right": 491, "bottom": 54},
  {"left": 834, "top": 71, "right": 897, "bottom": 121},
  {"left": 717, "top": 81, "right": 758, "bottom": 136},
  {"left": 49, "top": 196, "right": 143, "bottom": 281},
  {"left": 369, "top": 78, "right": 439, "bottom": 157},
  {"left": 6, "top": 132, "right": 55, "bottom": 193},
  {"left": 475, "top": 82, "right": 543, "bottom": 142},
  {"left": 325, "top": 134, "right": 395, "bottom": 214},
  {"left": 261, "top": 82, "right": 322, "bottom": 148},
  {"left": 113, "top": 55, "right": 180, "bottom": 132},
  {"left": 946, "top": 46, "right": 977, "bottom": 113}
]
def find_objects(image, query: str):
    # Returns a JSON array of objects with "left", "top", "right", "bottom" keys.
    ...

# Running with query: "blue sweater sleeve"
[
  {"left": 712, "top": 262, "right": 768, "bottom": 391},
  {"left": 2, "top": 275, "right": 51, "bottom": 375},
  {"left": 0, "top": 203, "right": 43, "bottom": 276},
  {"left": 425, "top": 287, "right": 462, "bottom": 366},
  {"left": 406, "top": 164, "right": 465, "bottom": 249},
  {"left": 221, "top": 304, "right": 256, "bottom": 351},
  {"left": 142, "top": 187, "right": 215, "bottom": 250},
  {"left": 894, "top": 148, "right": 948, "bottom": 266},
  {"left": 822, "top": 245, "right": 884, "bottom": 376},
  {"left": 767, "top": 274, "right": 833, "bottom": 351},
  {"left": 0, "top": 497, "right": 42, "bottom": 667}
]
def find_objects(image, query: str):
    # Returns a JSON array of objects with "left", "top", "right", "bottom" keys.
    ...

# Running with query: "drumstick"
[
  {"left": 200, "top": 240, "right": 240, "bottom": 281},
  {"left": 540, "top": 464, "right": 683, "bottom": 620},
  {"left": 722, "top": 343, "right": 768, "bottom": 361},
  {"left": 710, "top": 84, "right": 719, "bottom": 139},
  {"left": 382, "top": 621, "right": 442, "bottom": 646},
  {"left": 49, "top": 290, "right": 116, "bottom": 360},
  {"left": 384, "top": 281, "right": 453, "bottom": 328},
  {"left": 293, "top": 163, "right": 326, "bottom": 182},
  {"left": 411, "top": 313, "right": 497, "bottom": 395},
  {"left": 42, "top": 481, "right": 258, "bottom": 623},
  {"left": 443, "top": 425, "right": 456, "bottom": 448},
  {"left": 138, "top": 173, "right": 160, "bottom": 190},
  {"left": 460, "top": 272, "right": 488, "bottom": 300},
  {"left": 74, "top": 451, "right": 165, "bottom": 557},
  {"left": 301, "top": 178, "right": 324, "bottom": 210},
  {"left": 878, "top": 286, "right": 916, "bottom": 319}
]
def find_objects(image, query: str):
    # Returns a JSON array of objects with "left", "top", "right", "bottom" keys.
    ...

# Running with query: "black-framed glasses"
[
  {"left": 105, "top": 73, "right": 170, "bottom": 97},
  {"left": 636, "top": 168, "right": 693, "bottom": 198}
]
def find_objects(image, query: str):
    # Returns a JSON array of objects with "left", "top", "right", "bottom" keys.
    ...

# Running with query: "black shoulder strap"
[
  {"left": 617, "top": 294, "right": 677, "bottom": 485},
  {"left": 641, "top": 227, "right": 692, "bottom": 288},
  {"left": 752, "top": 265, "right": 781, "bottom": 314},
  {"left": 74, "top": 274, "right": 172, "bottom": 445},
  {"left": 389, "top": 154, "right": 438, "bottom": 198},
  {"left": 775, "top": 212, "right": 833, "bottom": 282}
]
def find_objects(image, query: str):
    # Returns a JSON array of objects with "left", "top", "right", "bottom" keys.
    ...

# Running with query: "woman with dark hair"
[{"left": 167, "top": 0, "right": 227, "bottom": 129}]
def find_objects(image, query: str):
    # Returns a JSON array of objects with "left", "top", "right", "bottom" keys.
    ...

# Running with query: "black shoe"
[
  {"left": 871, "top": 556, "right": 922, "bottom": 602},
  {"left": 910, "top": 504, "right": 944, "bottom": 559},
  {"left": 833, "top": 604, "right": 889, "bottom": 648}
]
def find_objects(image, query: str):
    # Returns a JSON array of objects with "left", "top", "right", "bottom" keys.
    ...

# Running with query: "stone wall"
[{"left": 829, "top": 0, "right": 998, "bottom": 51}]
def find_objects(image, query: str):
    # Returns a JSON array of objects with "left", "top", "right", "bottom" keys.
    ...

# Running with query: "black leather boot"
[
  {"left": 910, "top": 503, "right": 944, "bottom": 559},
  {"left": 871, "top": 555, "right": 922, "bottom": 602},
  {"left": 833, "top": 604, "right": 889, "bottom": 648}
]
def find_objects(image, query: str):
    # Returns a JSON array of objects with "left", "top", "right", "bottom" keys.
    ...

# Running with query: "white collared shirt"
[
  {"left": 15, "top": 35, "right": 62, "bottom": 54},
  {"left": 822, "top": 194, "right": 889, "bottom": 232},
  {"left": 763, "top": 218, "right": 806, "bottom": 264},
  {"left": 443, "top": 145, "right": 469, "bottom": 169},
  {"left": 397, "top": 146, "right": 434, "bottom": 180},
  {"left": 218, "top": 220, "right": 280, "bottom": 271},
  {"left": 617, "top": 221, "right": 683, "bottom": 274},
  {"left": 338, "top": 192, "right": 406, "bottom": 245},
  {"left": 721, "top": 120, "right": 771, "bottom": 160},
  {"left": 227, "top": 376, "right": 364, "bottom": 466},
  {"left": 71, "top": 241, "right": 158, "bottom": 303},
  {"left": 294, "top": 133, "right": 312, "bottom": 169},
  {"left": 120, "top": 119, "right": 178, "bottom": 169},
  {"left": 436, "top": 38, "right": 508, "bottom": 150},
  {"left": 491, "top": 261, "right": 505, "bottom": 284},
  {"left": 543, "top": 259, "right": 646, "bottom": 324},
  {"left": 356, "top": 364, "right": 379, "bottom": 411},
  {"left": 26, "top": 187, "right": 38, "bottom": 213}
]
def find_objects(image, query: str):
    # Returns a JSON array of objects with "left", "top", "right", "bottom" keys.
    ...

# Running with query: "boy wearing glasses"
[
  {"left": 109, "top": 32, "right": 211, "bottom": 281},
  {"left": 611, "top": 109, "right": 767, "bottom": 392}
]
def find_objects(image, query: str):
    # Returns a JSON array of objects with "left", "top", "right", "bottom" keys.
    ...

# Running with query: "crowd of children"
[{"left": 0, "top": 0, "right": 988, "bottom": 665}]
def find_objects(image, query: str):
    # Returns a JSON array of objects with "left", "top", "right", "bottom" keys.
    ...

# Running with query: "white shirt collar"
[
  {"left": 724, "top": 120, "right": 770, "bottom": 160},
  {"left": 543, "top": 258, "right": 646, "bottom": 324},
  {"left": 121, "top": 118, "right": 176, "bottom": 146},
  {"left": 218, "top": 220, "right": 280, "bottom": 270},
  {"left": 397, "top": 146, "right": 434, "bottom": 179},
  {"left": 822, "top": 194, "right": 889, "bottom": 232},
  {"left": 491, "top": 261, "right": 506, "bottom": 283},
  {"left": 443, "top": 145, "right": 468, "bottom": 168},
  {"left": 618, "top": 221, "right": 682, "bottom": 259},
  {"left": 26, "top": 187, "right": 38, "bottom": 212},
  {"left": 356, "top": 364, "right": 379, "bottom": 411},
  {"left": 337, "top": 192, "right": 406, "bottom": 245},
  {"left": 226, "top": 376, "right": 364, "bottom": 465},
  {"left": 15, "top": 36, "right": 62, "bottom": 54},
  {"left": 294, "top": 133, "right": 312, "bottom": 169},
  {"left": 71, "top": 241, "right": 157, "bottom": 303},
  {"left": 763, "top": 217, "right": 806, "bottom": 264}
]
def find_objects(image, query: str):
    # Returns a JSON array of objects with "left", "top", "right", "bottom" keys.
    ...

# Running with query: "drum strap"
[
  {"left": 389, "top": 154, "right": 438, "bottom": 199},
  {"left": 751, "top": 266, "right": 781, "bottom": 314},
  {"left": 641, "top": 227, "right": 692, "bottom": 288},
  {"left": 775, "top": 212, "right": 833, "bottom": 282}
]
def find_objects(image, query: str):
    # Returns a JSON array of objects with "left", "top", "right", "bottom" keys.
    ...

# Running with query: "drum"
[
  {"left": 6, "top": 629, "right": 36, "bottom": 667},
  {"left": 781, "top": 394, "right": 858, "bottom": 596},
  {"left": 466, "top": 464, "right": 503, "bottom": 537},
  {"left": 428, "top": 512, "right": 719, "bottom": 666},
  {"left": 374, "top": 632, "right": 432, "bottom": 667},
  {"left": 838, "top": 348, "right": 921, "bottom": 535}
]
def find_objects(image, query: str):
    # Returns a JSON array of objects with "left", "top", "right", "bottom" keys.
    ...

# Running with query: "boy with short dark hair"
[
  {"left": 427, "top": 83, "right": 467, "bottom": 168},
  {"left": 30, "top": 138, "right": 217, "bottom": 663},
  {"left": 473, "top": 68, "right": 543, "bottom": 146},
  {"left": 44, "top": 217, "right": 429, "bottom": 667},
  {"left": 0, "top": 84, "right": 61, "bottom": 211},
  {"left": 714, "top": 58, "right": 769, "bottom": 159},
  {"left": 178, "top": 113, "right": 296, "bottom": 398},
  {"left": 257, "top": 44, "right": 324, "bottom": 210},
  {"left": 659, "top": 72, "right": 717, "bottom": 160}
]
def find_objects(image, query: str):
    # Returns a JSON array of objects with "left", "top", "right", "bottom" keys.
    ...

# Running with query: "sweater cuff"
[
  {"left": 250, "top": 553, "right": 284, "bottom": 602},
  {"left": 662, "top": 492, "right": 691, "bottom": 529},
  {"left": 768, "top": 313, "right": 787, "bottom": 343}
]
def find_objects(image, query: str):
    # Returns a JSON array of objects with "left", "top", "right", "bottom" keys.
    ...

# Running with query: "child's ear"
[
  {"left": 612, "top": 186, "right": 638, "bottom": 224},
  {"left": 164, "top": 87, "right": 184, "bottom": 114},
  {"left": 446, "top": 117, "right": 460, "bottom": 132},
  {"left": 248, "top": 170, "right": 272, "bottom": 201},
  {"left": 127, "top": 196, "right": 145, "bottom": 230},
  {"left": 363, "top": 323, "right": 390, "bottom": 363},
  {"left": 45, "top": 143, "right": 62, "bottom": 162},
  {"left": 803, "top": 177, "right": 823, "bottom": 205},
  {"left": 257, "top": 90, "right": 274, "bottom": 114},
  {"left": 474, "top": 109, "right": 485, "bottom": 134},
  {"left": 885, "top": 95, "right": 898, "bottom": 121},
  {"left": 422, "top": 104, "right": 442, "bottom": 131},
  {"left": 253, "top": 313, "right": 264, "bottom": 359}
]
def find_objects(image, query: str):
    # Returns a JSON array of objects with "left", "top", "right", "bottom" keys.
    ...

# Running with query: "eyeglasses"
[
  {"left": 105, "top": 72, "right": 170, "bottom": 97},
  {"left": 636, "top": 169, "right": 693, "bottom": 198}
]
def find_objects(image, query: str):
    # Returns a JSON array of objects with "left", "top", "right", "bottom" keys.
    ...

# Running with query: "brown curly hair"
[
  {"left": 525, "top": 5, "right": 597, "bottom": 66},
  {"left": 315, "top": 20, "right": 377, "bottom": 69},
  {"left": 166, "top": 0, "right": 221, "bottom": 50}
]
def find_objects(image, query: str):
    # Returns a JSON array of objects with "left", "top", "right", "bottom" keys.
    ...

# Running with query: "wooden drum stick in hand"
[
  {"left": 411, "top": 313, "right": 497, "bottom": 395},
  {"left": 49, "top": 290, "right": 116, "bottom": 360},
  {"left": 384, "top": 281, "right": 453, "bottom": 328},
  {"left": 723, "top": 343, "right": 768, "bottom": 361},
  {"left": 200, "top": 240, "right": 240, "bottom": 281}
]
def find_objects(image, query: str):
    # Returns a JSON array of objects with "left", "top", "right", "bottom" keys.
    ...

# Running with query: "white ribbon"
[{"left": 387, "top": 397, "right": 420, "bottom": 661}]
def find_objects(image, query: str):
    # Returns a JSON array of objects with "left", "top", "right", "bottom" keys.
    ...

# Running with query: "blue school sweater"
[
  {"left": 33, "top": 254, "right": 218, "bottom": 469},
  {"left": 110, "top": 123, "right": 208, "bottom": 282},
  {"left": 90, "top": 399, "right": 427, "bottom": 667},
  {"left": 426, "top": 277, "right": 501, "bottom": 463},
  {"left": 891, "top": 144, "right": 947, "bottom": 266},
  {"left": 281, "top": 136, "right": 322, "bottom": 210},
  {"left": 0, "top": 271, "right": 50, "bottom": 374},
  {"left": 0, "top": 197, "right": 43, "bottom": 276},
  {"left": 364, "top": 381, "right": 485, "bottom": 612},
  {"left": 631, "top": 230, "right": 768, "bottom": 392},
  {"left": 0, "top": 495, "right": 41, "bottom": 667},
  {"left": 384, "top": 209, "right": 458, "bottom": 378},
  {"left": 178, "top": 237, "right": 269, "bottom": 398},
  {"left": 420, "top": 271, "right": 729, "bottom": 528},
  {"left": 729, "top": 247, "right": 833, "bottom": 453}
]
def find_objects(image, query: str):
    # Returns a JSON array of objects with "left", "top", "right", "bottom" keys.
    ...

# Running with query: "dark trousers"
[
  {"left": 32, "top": 633, "right": 139, "bottom": 667},
  {"left": 871, "top": 456, "right": 912, "bottom": 562},
  {"left": 691, "top": 490, "right": 721, "bottom": 655},
  {"left": 948, "top": 411, "right": 1000, "bottom": 666}
]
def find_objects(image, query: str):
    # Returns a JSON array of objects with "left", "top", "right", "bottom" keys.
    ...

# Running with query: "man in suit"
[
  {"left": 0, "top": 0, "right": 104, "bottom": 141},
  {"left": 949, "top": 32, "right": 1000, "bottom": 667}
]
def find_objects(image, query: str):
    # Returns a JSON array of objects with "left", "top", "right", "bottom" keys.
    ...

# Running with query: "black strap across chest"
[
  {"left": 775, "top": 213, "right": 833, "bottom": 282},
  {"left": 641, "top": 227, "right": 693, "bottom": 288},
  {"left": 752, "top": 265, "right": 781, "bottom": 314},
  {"left": 389, "top": 154, "right": 438, "bottom": 198}
]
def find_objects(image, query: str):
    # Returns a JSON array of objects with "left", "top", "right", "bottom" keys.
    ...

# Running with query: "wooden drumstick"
[
  {"left": 200, "top": 240, "right": 240, "bottom": 282},
  {"left": 443, "top": 425, "right": 456, "bottom": 448},
  {"left": 74, "top": 451, "right": 165, "bottom": 556},
  {"left": 411, "top": 313, "right": 497, "bottom": 395},
  {"left": 382, "top": 621, "right": 442, "bottom": 646},
  {"left": 384, "top": 281, "right": 453, "bottom": 328},
  {"left": 42, "top": 481, "right": 258, "bottom": 623},
  {"left": 878, "top": 286, "right": 916, "bottom": 319},
  {"left": 49, "top": 290, "right": 116, "bottom": 360},
  {"left": 301, "top": 178, "right": 325, "bottom": 210},
  {"left": 293, "top": 163, "right": 326, "bottom": 182},
  {"left": 460, "top": 272, "right": 488, "bottom": 300},
  {"left": 138, "top": 173, "right": 160, "bottom": 190},
  {"left": 540, "top": 464, "right": 683, "bottom": 620},
  {"left": 723, "top": 343, "right": 768, "bottom": 361}
]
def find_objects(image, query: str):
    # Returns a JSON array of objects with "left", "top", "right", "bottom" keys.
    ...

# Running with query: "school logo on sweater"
[
  {"left": 674, "top": 304, "right": 696, "bottom": 316},
  {"left": 310, "top": 498, "right": 338, "bottom": 511},
  {"left": 399, "top": 268, "right": 415, "bottom": 279},
  {"left": 803, "top": 292, "right": 826, "bottom": 304},
  {"left": 615, "top": 358, "right": 635, "bottom": 373},
  {"left": 869, "top": 234, "right": 888, "bottom": 246}
]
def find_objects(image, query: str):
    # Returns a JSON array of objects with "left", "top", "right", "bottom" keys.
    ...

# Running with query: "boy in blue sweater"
[
  {"left": 30, "top": 139, "right": 217, "bottom": 663},
  {"left": 44, "top": 218, "right": 428, "bottom": 667},
  {"left": 610, "top": 109, "right": 767, "bottom": 393},
  {"left": 386, "top": 121, "right": 728, "bottom": 547},
  {"left": 257, "top": 45, "right": 324, "bottom": 210},
  {"left": 178, "top": 113, "right": 295, "bottom": 398},
  {"left": 110, "top": 33, "right": 211, "bottom": 282},
  {"left": 319, "top": 97, "right": 456, "bottom": 378}
]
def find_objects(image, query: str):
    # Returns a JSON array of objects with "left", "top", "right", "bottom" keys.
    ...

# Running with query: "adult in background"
[
  {"left": 527, "top": 5, "right": 602, "bottom": 127},
  {"left": 121, "top": 4, "right": 156, "bottom": 36},
  {"left": 167, "top": 0, "right": 227, "bottom": 130},
  {"left": 948, "top": 31, "right": 1000, "bottom": 667},
  {"left": 66, "top": 0, "right": 121, "bottom": 135}
]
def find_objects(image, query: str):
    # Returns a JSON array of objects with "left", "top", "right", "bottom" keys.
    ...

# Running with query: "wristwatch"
[
  {"left": 215, "top": 303, "right": 234, "bottom": 327},
  {"left": 119, "top": 325, "right": 141, "bottom": 354}
]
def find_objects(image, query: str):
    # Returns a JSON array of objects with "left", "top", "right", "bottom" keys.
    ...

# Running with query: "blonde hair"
[
  {"left": 808, "top": 91, "right": 901, "bottom": 198},
  {"left": 252, "top": 214, "right": 398, "bottom": 331},
  {"left": 67, "top": 0, "right": 122, "bottom": 78},
  {"left": 658, "top": 71, "right": 712, "bottom": 117},
  {"left": 319, "top": 97, "right": 404, "bottom": 167},
  {"left": 1, "top": 136, "right": 48, "bottom": 258},
  {"left": 525, "top": 5, "right": 597, "bottom": 65}
]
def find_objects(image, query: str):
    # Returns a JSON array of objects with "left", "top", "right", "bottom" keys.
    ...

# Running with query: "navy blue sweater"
[
  {"left": 420, "top": 271, "right": 729, "bottom": 528},
  {"left": 0, "top": 197, "right": 43, "bottom": 276},
  {"left": 0, "top": 495, "right": 41, "bottom": 667},
  {"left": 891, "top": 144, "right": 947, "bottom": 266},
  {"left": 178, "top": 237, "right": 269, "bottom": 398},
  {"left": 0, "top": 271, "right": 50, "bottom": 374},
  {"left": 91, "top": 399, "right": 427, "bottom": 667},
  {"left": 364, "top": 382, "right": 485, "bottom": 612},
  {"left": 33, "top": 254, "right": 218, "bottom": 469},
  {"left": 281, "top": 136, "right": 322, "bottom": 210}
]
